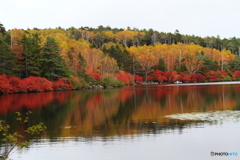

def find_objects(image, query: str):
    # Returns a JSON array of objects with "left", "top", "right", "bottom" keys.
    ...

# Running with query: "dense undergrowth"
[{"left": 1, "top": 69, "right": 240, "bottom": 94}]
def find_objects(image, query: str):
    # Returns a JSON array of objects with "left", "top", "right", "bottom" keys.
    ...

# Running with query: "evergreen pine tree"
[
  {"left": 0, "top": 37, "right": 17, "bottom": 75},
  {"left": 229, "top": 57, "right": 240, "bottom": 71},
  {"left": 0, "top": 22, "right": 6, "bottom": 35},
  {"left": 103, "top": 44, "right": 133, "bottom": 72},
  {"left": 20, "top": 34, "right": 41, "bottom": 78},
  {"left": 122, "top": 48, "right": 134, "bottom": 73},
  {"left": 158, "top": 58, "right": 166, "bottom": 71},
  {"left": 77, "top": 52, "right": 86, "bottom": 78},
  {"left": 40, "top": 37, "right": 69, "bottom": 81}
]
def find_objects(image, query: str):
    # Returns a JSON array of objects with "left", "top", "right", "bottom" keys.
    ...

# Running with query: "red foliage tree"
[
  {"left": 134, "top": 75, "right": 143, "bottom": 83},
  {"left": 147, "top": 75, "right": 153, "bottom": 81},
  {"left": 157, "top": 75, "right": 167, "bottom": 83},
  {"left": 171, "top": 71, "right": 183, "bottom": 82},
  {"left": 148, "top": 70, "right": 165, "bottom": 81},
  {"left": 164, "top": 72, "right": 172, "bottom": 82}
]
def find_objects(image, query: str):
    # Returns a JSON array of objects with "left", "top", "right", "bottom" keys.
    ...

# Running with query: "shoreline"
[
  {"left": 1, "top": 81, "right": 240, "bottom": 95},
  {"left": 159, "top": 81, "right": 240, "bottom": 86}
]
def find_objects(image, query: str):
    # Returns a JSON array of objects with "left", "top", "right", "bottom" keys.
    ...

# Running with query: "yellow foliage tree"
[
  {"left": 182, "top": 43, "right": 204, "bottom": 74},
  {"left": 135, "top": 45, "right": 158, "bottom": 81},
  {"left": 115, "top": 30, "right": 138, "bottom": 47},
  {"left": 100, "top": 55, "right": 118, "bottom": 75}
]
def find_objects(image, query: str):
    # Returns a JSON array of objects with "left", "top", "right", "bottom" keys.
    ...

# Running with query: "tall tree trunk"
[
  {"left": 145, "top": 70, "right": 148, "bottom": 82},
  {"left": 238, "top": 47, "right": 240, "bottom": 56}
]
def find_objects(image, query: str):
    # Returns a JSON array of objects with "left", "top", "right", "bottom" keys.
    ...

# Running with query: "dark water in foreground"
[{"left": 0, "top": 83, "right": 239, "bottom": 160}]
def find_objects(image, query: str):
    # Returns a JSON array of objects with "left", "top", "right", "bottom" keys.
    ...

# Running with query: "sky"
[{"left": 1, "top": 0, "right": 239, "bottom": 39}]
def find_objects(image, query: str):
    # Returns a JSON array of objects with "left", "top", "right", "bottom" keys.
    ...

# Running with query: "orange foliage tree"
[{"left": 129, "top": 45, "right": 158, "bottom": 81}]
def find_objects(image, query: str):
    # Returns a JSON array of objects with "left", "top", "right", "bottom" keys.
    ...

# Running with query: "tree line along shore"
[{"left": 1, "top": 23, "right": 240, "bottom": 94}]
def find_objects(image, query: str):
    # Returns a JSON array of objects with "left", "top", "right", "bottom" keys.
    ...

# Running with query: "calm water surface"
[{"left": 0, "top": 83, "right": 239, "bottom": 160}]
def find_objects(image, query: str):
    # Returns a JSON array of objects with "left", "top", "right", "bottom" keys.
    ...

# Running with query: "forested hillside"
[{"left": 1, "top": 23, "right": 240, "bottom": 94}]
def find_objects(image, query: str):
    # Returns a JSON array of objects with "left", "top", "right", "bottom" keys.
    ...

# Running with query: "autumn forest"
[{"left": 1, "top": 23, "right": 240, "bottom": 94}]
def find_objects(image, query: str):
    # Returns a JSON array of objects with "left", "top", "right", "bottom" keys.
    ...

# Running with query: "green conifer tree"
[
  {"left": 40, "top": 37, "right": 69, "bottom": 81},
  {"left": 0, "top": 37, "right": 17, "bottom": 75},
  {"left": 20, "top": 34, "right": 41, "bottom": 78},
  {"left": 77, "top": 52, "right": 86, "bottom": 78},
  {"left": 157, "top": 58, "right": 166, "bottom": 71}
]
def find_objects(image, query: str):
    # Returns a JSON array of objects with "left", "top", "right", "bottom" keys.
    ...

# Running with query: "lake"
[{"left": 0, "top": 82, "right": 240, "bottom": 160}]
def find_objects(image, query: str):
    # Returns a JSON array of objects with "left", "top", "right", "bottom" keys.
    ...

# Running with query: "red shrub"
[
  {"left": 24, "top": 76, "right": 53, "bottom": 92},
  {"left": 8, "top": 76, "right": 27, "bottom": 93},
  {"left": 53, "top": 78, "right": 73, "bottom": 90},
  {"left": 24, "top": 77, "right": 41, "bottom": 92},
  {"left": 86, "top": 71, "right": 101, "bottom": 80},
  {"left": 134, "top": 75, "right": 143, "bottom": 83},
  {"left": 207, "top": 71, "right": 222, "bottom": 81},
  {"left": 0, "top": 75, "right": 75, "bottom": 94},
  {"left": 37, "top": 77, "right": 53, "bottom": 91},
  {"left": 232, "top": 70, "right": 240, "bottom": 78},
  {"left": 182, "top": 75, "right": 192, "bottom": 83},
  {"left": 117, "top": 71, "right": 133, "bottom": 85},
  {"left": 92, "top": 72, "right": 101, "bottom": 80},
  {"left": 0, "top": 75, "right": 13, "bottom": 94},
  {"left": 220, "top": 70, "right": 228, "bottom": 76}
]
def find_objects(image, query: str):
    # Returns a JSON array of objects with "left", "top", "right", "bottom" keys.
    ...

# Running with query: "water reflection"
[{"left": 0, "top": 84, "right": 240, "bottom": 140}]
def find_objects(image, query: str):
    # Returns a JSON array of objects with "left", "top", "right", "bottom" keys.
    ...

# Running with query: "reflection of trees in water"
[
  {"left": 0, "top": 84, "right": 239, "bottom": 142},
  {"left": 123, "top": 120, "right": 216, "bottom": 135},
  {"left": 0, "top": 91, "right": 73, "bottom": 114},
  {"left": 57, "top": 85, "right": 237, "bottom": 138}
]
